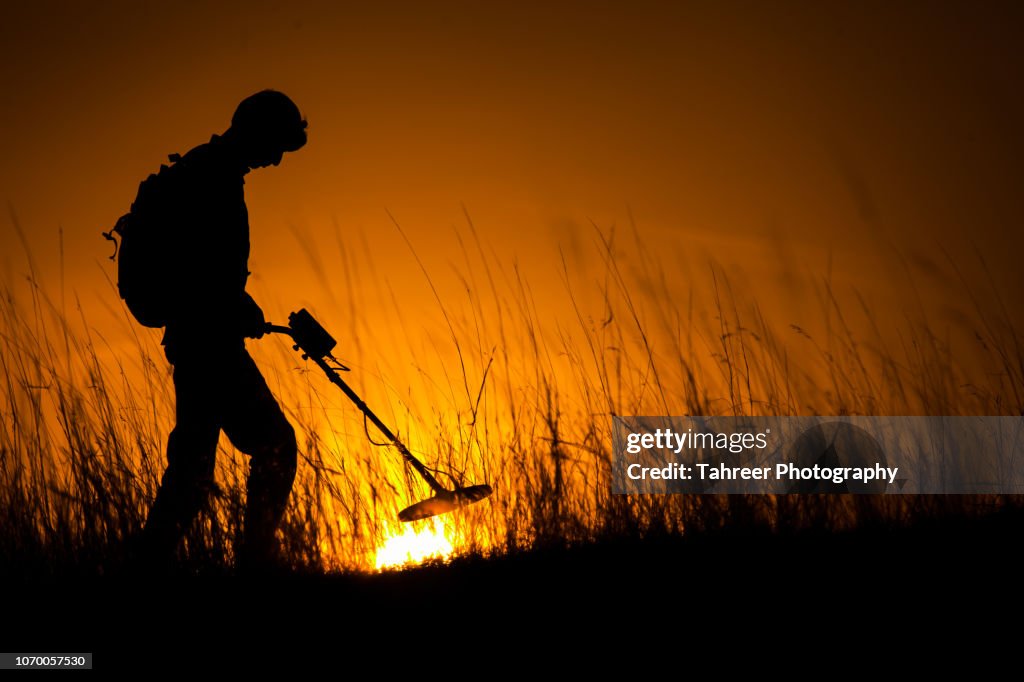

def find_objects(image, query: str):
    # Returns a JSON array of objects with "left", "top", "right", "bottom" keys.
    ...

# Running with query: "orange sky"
[{"left": 2, "top": 1, "right": 1023, "bottom": 335}]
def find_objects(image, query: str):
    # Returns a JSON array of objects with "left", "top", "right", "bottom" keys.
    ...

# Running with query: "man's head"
[{"left": 227, "top": 90, "right": 307, "bottom": 169}]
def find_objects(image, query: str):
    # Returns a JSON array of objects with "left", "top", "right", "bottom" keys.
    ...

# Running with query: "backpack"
[{"left": 103, "top": 153, "right": 185, "bottom": 328}]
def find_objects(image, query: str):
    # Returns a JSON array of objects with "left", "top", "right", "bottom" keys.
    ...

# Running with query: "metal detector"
[{"left": 266, "top": 309, "right": 493, "bottom": 522}]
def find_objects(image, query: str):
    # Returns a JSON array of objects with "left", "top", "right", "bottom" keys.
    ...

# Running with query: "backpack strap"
[{"left": 102, "top": 213, "right": 131, "bottom": 261}]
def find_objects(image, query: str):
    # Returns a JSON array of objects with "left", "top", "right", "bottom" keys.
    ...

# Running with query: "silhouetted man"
[{"left": 140, "top": 90, "right": 307, "bottom": 571}]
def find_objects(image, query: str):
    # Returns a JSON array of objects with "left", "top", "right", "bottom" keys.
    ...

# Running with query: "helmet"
[{"left": 231, "top": 90, "right": 307, "bottom": 152}]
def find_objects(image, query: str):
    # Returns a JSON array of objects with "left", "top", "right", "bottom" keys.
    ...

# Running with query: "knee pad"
[
  {"left": 165, "top": 425, "right": 219, "bottom": 481},
  {"left": 276, "top": 423, "right": 298, "bottom": 478},
  {"left": 253, "top": 421, "right": 298, "bottom": 483}
]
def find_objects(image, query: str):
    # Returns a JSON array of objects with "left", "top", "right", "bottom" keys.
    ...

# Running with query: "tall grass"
[{"left": 1, "top": 217, "right": 1021, "bottom": 576}]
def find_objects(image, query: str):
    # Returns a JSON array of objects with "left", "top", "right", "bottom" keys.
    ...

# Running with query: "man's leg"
[
  {"left": 221, "top": 350, "right": 298, "bottom": 569},
  {"left": 141, "top": 354, "right": 221, "bottom": 563}
]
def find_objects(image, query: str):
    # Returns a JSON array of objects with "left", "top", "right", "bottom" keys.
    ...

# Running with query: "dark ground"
[{"left": 4, "top": 508, "right": 1021, "bottom": 670}]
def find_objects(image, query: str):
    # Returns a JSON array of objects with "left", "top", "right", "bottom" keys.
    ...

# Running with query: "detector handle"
[{"left": 264, "top": 319, "right": 446, "bottom": 494}]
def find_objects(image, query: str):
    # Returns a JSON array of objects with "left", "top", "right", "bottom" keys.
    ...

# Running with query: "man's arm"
[{"left": 239, "top": 292, "right": 266, "bottom": 339}]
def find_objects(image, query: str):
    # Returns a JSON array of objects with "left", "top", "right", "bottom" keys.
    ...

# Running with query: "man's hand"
[{"left": 240, "top": 293, "right": 266, "bottom": 339}]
